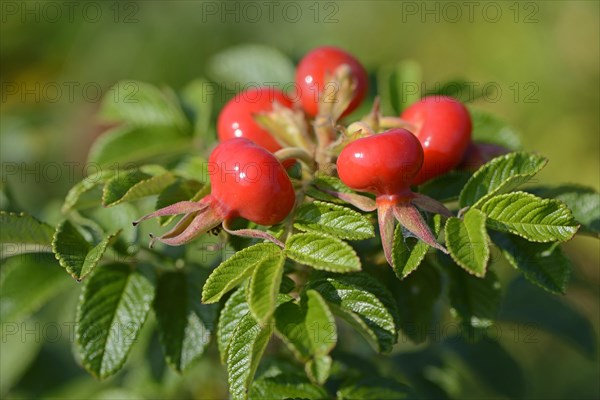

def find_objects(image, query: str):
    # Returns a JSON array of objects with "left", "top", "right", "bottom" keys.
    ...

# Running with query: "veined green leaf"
[
  {"left": 101, "top": 80, "right": 189, "bottom": 131},
  {"left": 529, "top": 185, "right": 600, "bottom": 236},
  {"left": 217, "top": 286, "right": 249, "bottom": 364},
  {"left": 294, "top": 201, "right": 374, "bottom": 240},
  {"left": 226, "top": 312, "right": 271, "bottom": 400},
  {"left": 469, "top": 108, "right": 522, "bottom": 150},
  {"left": 202, "top": 243, "right": 282, "bottom": 304},
  {"left": 308, "top": 273, "right": 397, "bottom": 353},
  {"left": 52, "top": 219, "right": 121, "bottom": 281},
  {"left": 459, "top": 152, "right": 547, "bottom": 207},
  {"left": 250, "top": 373, "right": 328, "bottom": 399},
  {"left": 76, "top": 263, "right": 155, "bottom": 379},
  {"left": 0, "top": 253, "right": 70, "bottom": 323},
  {"left": 102, "top": 167, "right": 176, "bottom": 207},
  {"left": 275, "top": 290, "right": 337, "bottom": 362},
  {"left": 154, "top": 270, "right": 217, "bottom": 372},
  {"left": 285, "top": 232, "right": 361, "bottom": 272},
  {"left": 491, "top": 232, "right": 571, "bottom": 294},
  {"left": 479, "top": 192, "right": 579, "bottom": 242},
  {"left": 247, "top": 250, "right": 285, "bottom": 324},
  {"left": 88, "top": 125, "right": 191, "bottom": 168},
  {"left": 0, "top": 212, "right": 54, "bottom": 247},
  {"left": 445, "top": 209, "right": 490, "bottom": 277}
]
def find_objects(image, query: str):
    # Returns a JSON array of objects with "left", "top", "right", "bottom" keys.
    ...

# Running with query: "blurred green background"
[{"left": 1, "top": 1, "right": 598, "bottom": 399}]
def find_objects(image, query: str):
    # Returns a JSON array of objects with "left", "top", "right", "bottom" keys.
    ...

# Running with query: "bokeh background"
[{"left": 1, "top": 1, "right": 598, "bottom": 399}]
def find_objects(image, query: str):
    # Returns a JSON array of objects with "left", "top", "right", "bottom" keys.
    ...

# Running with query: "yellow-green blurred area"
[{"left": 1, "top": 1, "right": 598, "bottom": 399}]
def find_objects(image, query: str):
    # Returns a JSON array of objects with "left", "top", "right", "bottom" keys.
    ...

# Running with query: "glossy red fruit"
[
  {"left": 217, "top": 87, "right": 293, "bottom": 153},
  {"left": 134, "top": 138, "right": 295, "bottom": 247},
  {"left": 208, "top": 138, "right": 295, "bottom": 225},
  {"left": 295, "top": 46, "right": 368, "bottom": 118},
  {"left": 336, "top": 129, "right": 423, "bottom": 197},
  {"left": 335, "top": 129, "right": 448, "bottom": 267},
  {"left": 401, "top": 96, "right": 472, "bottom": 185}
]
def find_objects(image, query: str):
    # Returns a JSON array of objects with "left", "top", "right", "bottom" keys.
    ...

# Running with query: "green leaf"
[
  {"left": 500, "top": 277, "right": 596, "bottom": 358},
  {"left": 459, "top": 152, "right": 547, "bottom": 207},
  {"left": 294, "top": 201, "right": 374, "bottom": 240},
  {"left": 377, "top": 60, "right": 422, "bottom": 115},
  {"left": 469, "top": 108, "right": 522, "bottom": 150},
  {"left": 202, "top": 243, "right": 282, "bottom": 304},
  {"left": 52, "top": 219, "right": 121, "bottom": 281},
  {"left": 88, "top": 125, "right": 191, "bottom": 168},
  {"left": 338, "top": 377, "right": 413, "bottom": 399},
  {"left": 491, "top": 232, "right": 571, "bottom": 294},
  {"left": 250, "top": 374, "right": 328, "bottom": 399},
  {"left": 101, "top": 81, "right": 189, "bottom": 131},
  {"left": 0, "top": 211, "right": 54, "bottom": 246},
  {"left": 247, "top": 249, "right": 285, "bottom": 324},
  {"left": 207, "top": 45, "right": 295, "bottom": 87},
  {"left": 308, "top": 273, "right": 397, "bottom": 353},
  {"left": 62, "top": 172, "right": 114, "bottom": 213},
  {"left": 0, "top": 253, "right": 70, "bottom": 322},
  {"left": 226, "top": 313, "right": 271, "bottom": 400},
  {"left": 83, "top": 203, "right": 138, "bottom": 255},
  {"left": 306, "top": 174, "right": 355, "bottom": 204},
  {"left": 445, "top": 209, "right": 490, "bottom": 277},
  {"left": 102, "top": 168, "right": 176, "bottom": 207},
  {"left": 154, "top": 270, "right": 218, "bottom": 372},
  {"left": 445, "top": 336, "right": 525, "bottom": 398},
  {"left": 417, "top": 170, "right": 472, "bottom": 202},
  {"left": 445, "top": 257, "right": 501, "bottom": 328},
  {"left": 285, "top": 233, "right": 361, "bottom": 272},
  {"left": 393, "top": 215, "right": 440, "bottom": 279},
  {"left": 76, "top": 263, "right": 155, "bottom": 379},
  {"left": 305, "top": 355, "right": 332, "bottom": 385},
  {"left": 275, "top": 290, "right": 337, "bottom": 363},
  {"left": 217, "top": 286, "right": 250, "bottom": 364},
  {"left": 391, "top": 263, "right": 442, "bottom": 343},
  {"left": 529, "top": 185, "right": 600, "bottom": 235},
  {"left": 181, "top": 78, "right": 214, "bottom": 140},
  {"left": 479, "top": 192, "right": 579, "bottom": 242}
]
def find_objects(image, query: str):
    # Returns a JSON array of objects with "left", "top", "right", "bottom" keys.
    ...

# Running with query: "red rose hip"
[
  {"left": 295, "top": 46, "right": 368, "bottom": 118},
  {"left": 217, "top": 87, "right": 293, "bottom": 153},
  {"left": 134, "top": 138, "right": 295, "bottom": 247},
  {"left": 401, "top": 96, "right": 472, "bottom": 185},
  {"left": 335, "top": 129, "right": 449, "bottom": 267}
]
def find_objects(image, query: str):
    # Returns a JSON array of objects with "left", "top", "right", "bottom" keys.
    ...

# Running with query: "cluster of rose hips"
[{"left": 135, "top": 46, "right": 497, "bottom": 266}]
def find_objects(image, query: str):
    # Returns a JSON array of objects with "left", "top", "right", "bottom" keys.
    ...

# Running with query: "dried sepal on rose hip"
[
  {"left": 330, "top": 128, "right": 450, "bottom": 266},
  {"left": 133, "top": 138, "right": 295, "bottom": 248}
]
